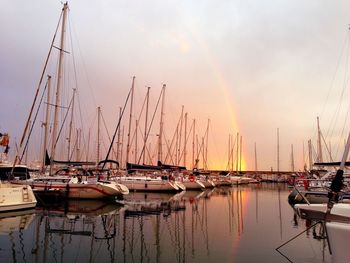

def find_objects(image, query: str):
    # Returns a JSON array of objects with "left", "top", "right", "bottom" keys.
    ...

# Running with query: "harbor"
[{"left": 2, "top": 1, "right": 350, "bottom": 262}]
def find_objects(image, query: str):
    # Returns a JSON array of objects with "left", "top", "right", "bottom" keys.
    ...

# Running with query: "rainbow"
[
  {"left": 201, "top": 46, "right": 248, "bottom": 171},
  {"left": 174, "top": 22, "right": 248, "bottom": 170}
]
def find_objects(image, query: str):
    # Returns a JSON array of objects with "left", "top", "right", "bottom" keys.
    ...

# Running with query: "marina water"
[{"left": 0, "top": 183, "right": 332, "bottom": 263}]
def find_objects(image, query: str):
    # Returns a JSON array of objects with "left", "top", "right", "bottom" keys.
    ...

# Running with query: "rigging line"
[
  {"left": 163, "top": 130, "right": 176, "bottom": 164},
  {"left": 68, "top": 15, "right": 86, "bottom": 140},
  {"left": 20, "top": 10, "right": 63, "bottom": 148},
  {"left": 68, "top": 11, "right": 97, "bottom": 108},
  {"left": 226, "top": 135, "right": 237, "bottom": 171},
  {"left": 327, "top": 31, "right": 350, "bottom": 141},
  {"left": 164, "top": 123, "right": 178, "bottom": 164},
  {"left": 137, "top": 89, "right": 162, "bottom": 164},
  {"left": 84, "top": 109, "right": 97, "bottom": 161},
  {"left": 178, "top": 121, "right": 194, "bottom": 164},
  {"left": 164, "top": 110, "right": 183, "bottom": 163},
  {"left": 68, "top": 131, "right": 78, "bottom": 161},
  {"left": 320, "top": 29, "right": 349, "bottom": 119},
  {"left": 19, "top": 80, "right": 49, "bottom": 163},
  {"left": 52, "top": 94, "right": 74, "bottom": 154},
  {"left": 320, "top": 132, "right": 333, "bottom": 162},
  {"left": 311, "top": 142, "right": 319, "bottom": 165},
  {"left": 68, "top": 12, "right": 96, "bottom": 157},
  {"left": 75, "top": 90, "right": 88, "bottom": 157},
  {"left": 140, "top": 130, "right": 152, "bottom": 164},
  {"left": 102, "top": 85, "right": 132, "bottom": 169},
  {"left": 45, "top": 102, "right": 69, "bottom": 109},
  {"left": 101, "top": 112, "right": 118, "bottom": 159},
  {"left": 196, "top": 136, "right": 205, "bottom": 161},
  {"left": 333, "top": 100, "right": 350, "bottom": 161},
  {"left": 337, "top": 74, "right": 350, "bottom": 142},
  {"left": 275, "top": 221, "right": 322, "bottom": 263},
  {"left": 128, "top": 91, "right": 147, "bottom": 157}
]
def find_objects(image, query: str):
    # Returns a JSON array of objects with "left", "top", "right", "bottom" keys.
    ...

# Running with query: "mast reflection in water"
[{"left": 0, "top": 184, "right": 333, "bottom": 262}]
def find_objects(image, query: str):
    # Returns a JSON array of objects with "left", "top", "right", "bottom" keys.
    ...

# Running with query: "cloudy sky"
[{"left": 1, "top": 0, "right": 350, "bottom": 171}]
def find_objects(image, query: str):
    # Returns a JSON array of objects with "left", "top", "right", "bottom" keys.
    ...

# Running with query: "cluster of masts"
[{"left": 13, "top": 3, "right": 213, "bottom": 173}]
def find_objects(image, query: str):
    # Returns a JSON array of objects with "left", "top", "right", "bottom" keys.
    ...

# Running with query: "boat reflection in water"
[
  {"left": 120, "top": 191, "right": 186, "bottom": 217},
  {"left": 0, "top": 187, "right": 267, "bottom": 262},
  {"left": 0, "top": 184, "right": 334, "bottom": 262},
  {"left": 0, "top": 209, "right": 36, "bottom": 263},
  {"left": 0, "top": 209, "right": 35, "bottom": 234}
]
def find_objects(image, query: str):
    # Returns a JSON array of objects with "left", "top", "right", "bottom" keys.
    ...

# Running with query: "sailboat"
[
  {"left": 294, "top": 132, "right": 350, "bottom": 263},
  {"left": 0, "top": 135, "right": 30, "bottom": 180},
  {"left": 12, "top": 3, "right": 129, "bottom": 199},
  {"left": 0, "top": 133, "right": 37, "bottom": 212},
  {"left": 110, "top": 83, "right": 183, "bottom": 192},
  {"left": 0, "top": 182, "right": 37, "bottom": 212}
]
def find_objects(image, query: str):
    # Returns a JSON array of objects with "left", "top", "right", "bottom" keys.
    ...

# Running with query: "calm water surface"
[{"left": 0, "top": 183, "right": 332, "bottom": 263}]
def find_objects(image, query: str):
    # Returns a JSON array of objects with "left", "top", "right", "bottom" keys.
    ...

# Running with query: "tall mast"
[
  {"left": 228, "top": 134, "right": 231, "bottom": 171},
  {"left": 97, "top": 106, "right": 101, "bottom": 165},
  {"left": 192, "top": 119, "right": 196, "bottom": 169},
  {"left": 340, "top": 132, "right": 350, "bottom": 170},
  {"left": 120, "top": 126, "right": 125, "bottom": 169},
  {"left": 308, "top": 139, "right": 313, "bottom": 170},
  {"left": 25, "top": 121, "right": 31, "bottom": 164},
  {"left": 135, "top": 119, "right": 138, "bottom": 163},
  {"left": 317, "top": 116, "right": 323, "bottom": 163},
  {"left": 42, "top": 75, "right": 51, "bottom": 172},
  {"left": 236, "top": 132, "right": 239, "bottom": 174},
  {"left": 76, "top": 128, "right": 81, "bottom": 161},
  {"left": 302, "top": 140, "right": 306, "bottom": 170},
  {"left": 183, "top": 112, "right": 188, "bottom": 167},
  {"left": 51, "top": 3, "right": 68, "bottom": 165},
  {"left": 50, "top": 2, "right": 68, "bottom": 166},
  {"left": 19, "top": 3, "right": 63, "bottom": 152},
  {"left": 157, "top": 84, "right": 165, "bottom": 163},
  {"left": 126, "top": 76, "right": 135, "bottom": 164},
  {"left": 277, "top": 128, "right": 280, "bottom": 174},
  {"left": 202, "top": 137, "right": 205, "bottom": 169},
  {"left": 86, "top": 128, "right": 90, "bottom": 162},
  {"left": 116, "top": 107, "right": 122, "bottom": 162},
  {"left": 195, "top": 134, "right": 199, "bottom": 168},
  {"left": 148, "top": 142, "right": 152, "bottom": 164},
  {"left": 291, "top": 144, "right": 294, "bottom": 172},
  {"left": 177, "top": 106, "right": 184, "bottom": 166},
  {"left": 231, "top": 134, "right": 234, "bottom": 172},
  {"left": 239, "top": 135, "right": 242, "bottom": 172},
  {"left": 175, "top": 125, "right": 179, "bottom": 165},
  {"left": 143, "top": 87, "right": 150, "bottom": 164},
  {"left": 205, "top": 119, "right": 210, "bottom": 170},
  {"left": 67, "top": 88, "right": 76, "bottom": 161},
  {"left": 254, "top": 142, "right": 257, "bottom": 176}
]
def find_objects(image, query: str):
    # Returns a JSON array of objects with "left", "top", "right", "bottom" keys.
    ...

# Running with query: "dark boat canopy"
[
  {"left": 98, "top": 159, "right": 119, "bottom": 167},
  {"left": 157, "top": 161, "right": 186, "bottom": 171},
  {"left": 45, "top": 150, "right": 96, "bottom": 166},
  {"left": 126, "top": 161, "right": 187, "bottom": 173},
  {"left": 51, "top": 160, "right": 96, "bottom": 166},
  {"left": 314, "top": 161, "right": 350, "bottom": 167},
  {"left": 126, "top": 162, "right": 162, "bottom": 173}
]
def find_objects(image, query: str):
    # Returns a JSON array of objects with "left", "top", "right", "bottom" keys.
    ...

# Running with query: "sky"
[{"left": 1, "top": 0, "right": 350, "bottom": 171}]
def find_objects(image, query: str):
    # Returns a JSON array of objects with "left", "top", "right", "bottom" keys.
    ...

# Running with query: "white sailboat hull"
[
  {"left": 0, "top": 183, "right": 37, "bottom": 212},
  {"left": 295, "top": 203, "right": 350, "bottom": 220},
  {"left": 12, "top": 178, "right": 129, "bottom": 199},
  {"left": 117, "top": 176, "right": 179, "bottom": 192},
  {"left": 199, "top": 179, "right": 215, "bottom": 188},
  {"left": 326, "top": 221, "right": 350, "bottom": 263},
  {"left": 182, "top": 180, "right": 205, "bottom": 190}
]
